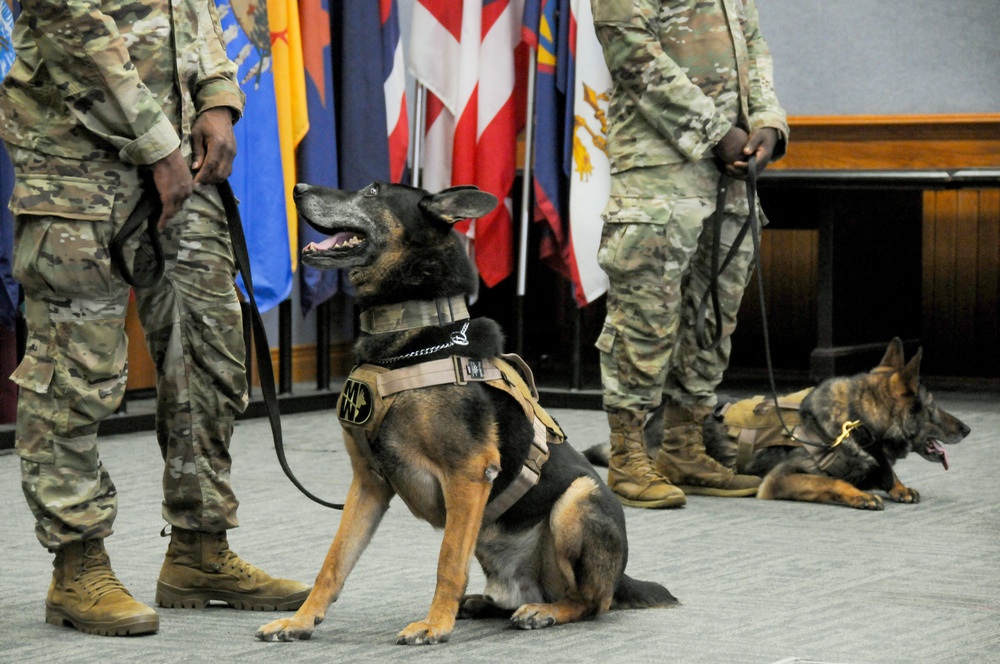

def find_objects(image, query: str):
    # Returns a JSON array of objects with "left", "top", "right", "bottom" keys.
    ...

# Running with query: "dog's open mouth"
[
  {"left": 303, "top": 231, "right": 366, "bottom": 254},
  {"left": 923, "top": 439, "right": 949, "bottom": 470}
]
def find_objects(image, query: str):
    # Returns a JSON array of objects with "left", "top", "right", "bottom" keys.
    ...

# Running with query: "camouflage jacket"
[
  {"left": 0, "top": 0, "right": 244, "bottom": 166},
  {"left": 592, "top": 0, "right": 789, "bottom": 173}
]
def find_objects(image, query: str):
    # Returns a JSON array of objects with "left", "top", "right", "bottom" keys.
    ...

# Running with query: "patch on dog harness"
[
  {"left": 337, "top": 354, "right": 564, "bottom": 523},
  {"left": 338, "top": 378, "right": 374, "bottom": 425}
]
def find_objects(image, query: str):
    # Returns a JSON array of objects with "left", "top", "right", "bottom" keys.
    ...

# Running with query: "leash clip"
[
  {"left": 831, "top": 419, "right": 861, "bottom": 448},
  {"left": 450, "top": 324, "right": 469, "bottom": 346}
]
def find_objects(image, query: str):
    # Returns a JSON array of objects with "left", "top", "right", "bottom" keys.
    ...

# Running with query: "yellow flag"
[{"left": 267, "top": 0, "right": 309, "bottom": 271}]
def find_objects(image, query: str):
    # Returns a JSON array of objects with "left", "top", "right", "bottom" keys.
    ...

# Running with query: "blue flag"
[
  {"left": 1, "top": 1, "right": 19, "bottom": 331},
  {"left": 332, "top": 0, "right": 391, "bottom": 190},
  {"left": 215, "top": 0, "right": 293, "bottom": 312},
  {"left": 297, "top": 0, "right": 344, "bottom": 314},
  {"left": 525, "top": 0, "right": 573, "bottom": 280}
]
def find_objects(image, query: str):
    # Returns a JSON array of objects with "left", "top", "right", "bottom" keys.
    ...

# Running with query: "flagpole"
[
  {"left": 514, "top": 48, "right": 537, "bottom": 356},
  {"left": 412, "top": 84, "right": 426, "bottom": 188}
]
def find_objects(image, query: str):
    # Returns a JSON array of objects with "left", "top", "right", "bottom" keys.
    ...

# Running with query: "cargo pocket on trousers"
[
  {"left": 10, "top": 352, "right": 56, "bottom": 464},
  {"left": 595, "top": 323, "right": 617, "bottom": 355},
  {"left": 10, "top": 175, "right": 118, "bottom": 298}
]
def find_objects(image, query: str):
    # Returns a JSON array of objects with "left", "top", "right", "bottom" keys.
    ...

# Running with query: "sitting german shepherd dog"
[
  {"left": 585, "top": 338, "right": 970, "bottom": 510},
  {"left": 257, "top": 183, "right": 675, "bottom": 646}
]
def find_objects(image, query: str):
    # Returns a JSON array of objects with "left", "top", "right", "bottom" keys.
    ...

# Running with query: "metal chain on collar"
[{"left": 375, "top": 321, "right": 471, "bottom": 364}]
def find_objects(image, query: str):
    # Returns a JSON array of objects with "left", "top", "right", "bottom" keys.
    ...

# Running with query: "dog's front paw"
[
  {"left": 888, "top": 485, "right": 920, "bottom": 503},
  {"left": 847, "top": 492, "right": 884, "bottom": 510},
  {"left": 256, "top": 615, "right": 318, "bottom": 642},
  {"left": 511, "top": 604, "right": 557, "bottom": 630},
  {"left": 396, "top": 620, "right": 451, "bottom": 645}
]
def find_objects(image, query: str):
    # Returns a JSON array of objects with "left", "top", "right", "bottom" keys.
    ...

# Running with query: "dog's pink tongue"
[{"left": 929, "top": 440, "right": 949, "bottom": 470}]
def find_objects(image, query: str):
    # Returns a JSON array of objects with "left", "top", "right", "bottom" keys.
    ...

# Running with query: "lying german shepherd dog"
[
  {"left": 585, "top": 338, "right": 969, "bottom": 510},
  {"left": 257, "top": 182, "right": 675, "bottom": 645}
]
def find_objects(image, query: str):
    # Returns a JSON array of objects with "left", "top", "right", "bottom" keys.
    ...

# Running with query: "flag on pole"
[
  {"left": 522, "top": 0, "right": 573, "bottom": 282},
  {"left": 564, "top": 0, "right": 609, "bottom": 305},
  {"left": 216, "top": 0, "right": 293, "bottom": 312},
  {"left": 333, "top": 0, "right": 407, "bottom": 191},
  {"left": 268, "top": 0, "right": 308, "bottom": 274},
  {"left": 381, "top": 0, "right": 409, "bottom": 184},
  {"left": 410, "top": 0, "right": 522, "bottom": 288},
  {"left": 296, "top": 0, "right": 342, "bottom": 314}
]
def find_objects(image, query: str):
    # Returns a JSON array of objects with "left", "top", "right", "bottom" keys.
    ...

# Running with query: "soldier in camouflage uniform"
[
  {"left": 0, "top": 0, "right": 308, "bottom": 636},
  {"left": 591, "top": 0, "right": 789, "bottom": 508}
]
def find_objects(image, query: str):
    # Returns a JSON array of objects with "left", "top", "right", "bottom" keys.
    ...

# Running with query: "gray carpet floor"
[{"left": 1, "top": 393, "right": 997, "bottom": 663}]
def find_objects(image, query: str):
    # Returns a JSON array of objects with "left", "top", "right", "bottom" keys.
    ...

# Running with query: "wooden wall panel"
[
  {"left": 978, "top": 190, "right": 1000, "bottom": 353},
  {"left": 762, "top": 229, "right": 819, "bottom": 342},
  {"left": 922, "top": 189, "right": 1000, "bottom": 377}
]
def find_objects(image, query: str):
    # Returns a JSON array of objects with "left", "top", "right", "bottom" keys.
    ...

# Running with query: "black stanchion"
[
  {"left": 316, "top": 299, "right": 331, "bottom": 391},
  {"left": 278, "top": 299, "right": 292, "bottom": 394}
]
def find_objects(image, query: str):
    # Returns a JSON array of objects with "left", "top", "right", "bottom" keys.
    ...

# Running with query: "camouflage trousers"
[
  {"left": 596, "top": 160, "right": 763, "bottom": 414},
  {"left": 7, "top": 147, "right": 249, "bottom": 551}
]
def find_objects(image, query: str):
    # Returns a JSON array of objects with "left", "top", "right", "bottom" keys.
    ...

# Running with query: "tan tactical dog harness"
[
  {"left": 337, "top": 353, "right": 565, "bottom": 523},
  {"left": 719, "top": 389, "right": 863, "bottom": 477}
]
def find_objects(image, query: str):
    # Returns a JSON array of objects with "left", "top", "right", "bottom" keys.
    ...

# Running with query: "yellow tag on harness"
[{"left": 831, "top": 419, "right": 861, "bottom": 447}]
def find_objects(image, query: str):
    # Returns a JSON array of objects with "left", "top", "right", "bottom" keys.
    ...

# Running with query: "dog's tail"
[
  {"left": 612, "top": 574, "right": 679, "bottom": 610},
  {"left": 583, "top": 443, "right": 611, "bottom": 467}
]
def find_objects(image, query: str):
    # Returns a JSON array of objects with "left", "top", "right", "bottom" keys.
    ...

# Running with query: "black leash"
[
  {"left": 695, "top": 155, "right": 759, "bottom": 352},
  {"left": 218, "top": 181, "right": 345, "bottom": 510},
  {"left": 696, "top": 156, "right": 806, "bottom": 444},
  {"left": 110, "top": 178, "right": 345, "bottom": 510}
]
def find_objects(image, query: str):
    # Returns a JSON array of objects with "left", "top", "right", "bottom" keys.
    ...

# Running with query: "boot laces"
[
  {"left": 215, "top": 540, "right": 264, "bottom": 580},
  {"left": 687, "top": 440, "right": 733, "bottom": 475},
  {"left": 76, "top": 541, "right": 130, "bottom": 599},
  {"left": 623, "top": 443, "right": 663, "bottom": 483}
]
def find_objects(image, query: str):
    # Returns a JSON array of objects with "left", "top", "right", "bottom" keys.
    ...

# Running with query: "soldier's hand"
[
  {"left": 732, "top": 127, "right": 779, "bottom": 175},
  {"left": 191, "top": 107, "right": 238, "bottom": 187},
  {"left": 152, "top": 149, "right": 194, "bottom": 230},
  {"left": 712, "top": 126, "right": 751, "bottom": 178}
]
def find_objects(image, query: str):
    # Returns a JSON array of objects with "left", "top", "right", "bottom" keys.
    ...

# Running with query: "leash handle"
[{"left": 218, "top": 181, "right": 345, "bottom": 510}]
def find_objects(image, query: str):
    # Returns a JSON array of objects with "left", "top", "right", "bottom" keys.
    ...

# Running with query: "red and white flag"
[
  {"left": 381, "top": 0, "right": 409, "bottom": 183},
  {"left": 410, "top": 0, "right": 523, "bottom": 288}
]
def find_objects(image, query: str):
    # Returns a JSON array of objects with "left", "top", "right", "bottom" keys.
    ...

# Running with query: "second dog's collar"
[{"left": 359, "top": 295, "right": 469, "bottom": 334}]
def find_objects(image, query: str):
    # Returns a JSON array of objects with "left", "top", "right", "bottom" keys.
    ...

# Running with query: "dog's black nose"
[{"left": 294, "top": 183, "right": 311, "bottom": 196}]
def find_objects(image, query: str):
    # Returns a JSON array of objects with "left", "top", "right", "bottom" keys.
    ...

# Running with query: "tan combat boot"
[
  {"left": 156, "top": 528, "right": 310, "bottom": 611},
  {"left": 654, "top": 403, "right": 761, "bottom": 497},
  {"left": 607, "top": 409, "right": 686, "bottom": 508},
  {"left": 45, "top": 539, "right": 159, "bottom": 636}
]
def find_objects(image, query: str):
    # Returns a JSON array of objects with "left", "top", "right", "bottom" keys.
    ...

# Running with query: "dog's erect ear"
[
  {"left": 902, "top": 347, "right": 923, "bottom": 390},
  {"left": 890, "top": 346, "right": 923, "bottom": 396},
  {"left": 419, "top": 186, "right": 499, "bottom": 224},
  {"left": 874, "top": 337, "right": 906, "bottom": 373}
]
